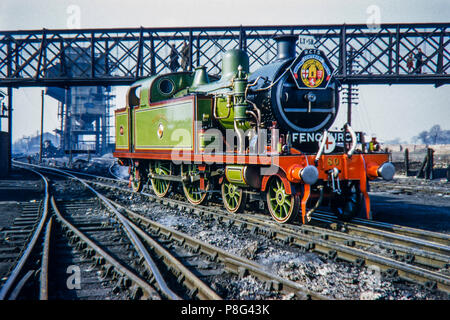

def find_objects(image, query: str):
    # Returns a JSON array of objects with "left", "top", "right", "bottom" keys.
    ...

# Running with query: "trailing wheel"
[
  {"left": 150, "top": 161, "right": 172, "bottom": 198},
  {"left": 129, "top": 164, "right": 143, "bottom": 193},
  {"left": 181, "top": 164, "right": 210, "bottom": 205},
  {"left": 330, "top": 181, "right": 362, "bottom": 221},
  {"left": 266, "top": 176, "right": 300, "bottom": 224},
  {"left": 221, "top": 181, "right": 247, "bottom": 213}
]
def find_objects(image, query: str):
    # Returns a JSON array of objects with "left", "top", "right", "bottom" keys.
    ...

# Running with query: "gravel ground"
[
  {"left": 108, "top": 189, "right": 447, "bottom": 300},
  {"left": 370, "top": 175, "right": 450, "bottom": 233},
  {"left": 7, "top": 159, "right": 448, "bottom": 300}
]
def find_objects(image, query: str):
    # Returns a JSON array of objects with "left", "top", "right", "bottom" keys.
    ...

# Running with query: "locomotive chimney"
[{"left": 274, "top": 35, "right": 297, "bottom": 60}]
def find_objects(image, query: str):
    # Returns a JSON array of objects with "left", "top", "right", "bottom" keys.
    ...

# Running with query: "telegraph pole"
[
  {"left": 347, "top": 48, "right": 353, "bottom": 126},
  {"left": 347, "top": 84, "right": 352, "bottom": 125},
  {"left": 39, "top": 90, "right": 45, "bottom": 163},
  {"left": 7, "top": 87, "right": 12, "bottom": 174},
  {"left": 343, "top": 48, "right": 359, "bottom": 126}
]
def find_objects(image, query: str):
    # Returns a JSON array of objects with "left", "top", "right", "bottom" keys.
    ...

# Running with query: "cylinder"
[{"left": 225, "top": 165, "right": 261, "bottom": 188}]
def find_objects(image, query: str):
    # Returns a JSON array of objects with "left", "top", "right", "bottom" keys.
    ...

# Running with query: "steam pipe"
[
  {"left": 345, "top": 123, "right": 357, "bottom": 158},
  {"left": 315, "top": 129, "right": 328, "bottom": 166},
  {"left": 234, "top": 120, "right": 245, "bottom": 154},
  {"left": 305, "top": 186, "right": 324, "bottom": 223},
  {"left": 245, "top": 110, "right": 258, "bottom": 126},
  {"left": 212, "top": 95, "right": 232, "bottom": 120}
]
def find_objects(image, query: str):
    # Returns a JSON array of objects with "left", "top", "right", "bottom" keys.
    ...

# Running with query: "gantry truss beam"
[{"left": 0, "top": 23, "right": 449, "bottom": 87}]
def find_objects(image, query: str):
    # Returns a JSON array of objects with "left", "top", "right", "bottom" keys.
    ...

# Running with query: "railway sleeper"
[
  {"left": 265, "top": 280, "right": 282, "bottom": 292},
  {"left": 424, "top": 281, "right": 438, "bottom": 291},
  {"left": 90, "top": 180, "right": 450, "bottom": 295},
  {"left": 327, "top": 250, "right": 338, "bottom": 261},
  {"left": 208, "top": 252, "right": 219, "bottom": 262},
  {"left": 128, "top": 286, "right": 144, "bottom": 300},
  {"left": 354, "top": 258, "right": 365, "bottom": 267},
  {"left": 177, "top": 274, "right": 185, "bottom": 284},
  {"left": 238, "top": 267, "right": 249, "bottom": 278},
  {"left": 345, "top": 240, "right": 356, "bottom": 247},
  {"left": 382, "top": 268, "right": 399, "bottom": 279},
  {"left": 188, "top": 287, "right": 199, "bottom": 299}
]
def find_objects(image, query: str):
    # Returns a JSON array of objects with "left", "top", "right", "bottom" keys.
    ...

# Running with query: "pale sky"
[{"left": 0, "top": 0, "right": 449, "bottom": 144}]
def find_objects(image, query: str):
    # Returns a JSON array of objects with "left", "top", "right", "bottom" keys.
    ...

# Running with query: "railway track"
[
  {"left": 39, "top": 213, "right": 134, "bottom": 300},
  {"left": 4, "top": 162, "right": 325, "bottom": 300},
  {"left": 5, "top": 165, "right": 216, "bottom": 300},
  {"left": 0, "top": 168, "right": 49, "bottom": 300},
  {"left": 109, "top": 200, "right": 325, "bottom": 300},
  {"left": 0, "top": 201, "right": 42, "bottom": 287},
  {"left": 49, "top": 197, "right": 160, "bottom": 300},
  {"left": 65, "top": 168, "right": 450, "bottom": 296},
  {"left": 370, "top": 180, "right": 450, "bottom": 197},
  {"left": 0, "top": 167, "right": 162, "bottom": 300}
]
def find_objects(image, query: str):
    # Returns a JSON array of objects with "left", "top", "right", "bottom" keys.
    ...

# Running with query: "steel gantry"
[{"left": 0, "top": 23, "right": 449, "bottom": 88}]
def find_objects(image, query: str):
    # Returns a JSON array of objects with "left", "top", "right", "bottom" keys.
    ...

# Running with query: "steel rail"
[
  {"left": 112, "top": 202, "right": 263, "bottom": 269},
  {"left": 313, "top": 211, "right": 450, "bottom": 246},
  {"left": 213, "top": 210, "right": 450, "bottom": 293},
  {"left": 311, "top": 211, "right": 450, "bottom": 253},
  {"left": 109, "top": 199, "right": 328, "bottom": 300},
  {"left": 85, "top": 179, "right": 450, "bottom": 293},
  {"left": 309, "top": 216, "right": 449, "bottom": 271},
  {"left": 0, "top": 167, "right": 49, "bottom": 300},
  {"left": 50, "top": 196, "right": 161, "bottom": 300},
  {"left": 370, "top": 181, "right": 450, "bottom": 196},
  {"left": 110, "top": 203, "right": 222, "bottom": 300},
  {"left": 43, "top": 169, "right": 233, "bottom": 299},
  {"left": 94, "top": 175, "right": 448, "bottom": 259},
  {"left": 17, "top": 163, "right": 450, "bottom": 294},
  {"left": 62, "top": 167, "right": 449, "bottom": 247},
  {"left": 21, "top": 162, "right": 182, "bottom": 300},
  {"left": 39, "top": 217, "right": 52, "bottom": 300},
  {"left": 80, "top": 174, "right": 450, "bottom": 272},
  {"left": 245, "top": 212, "right": 450, "bottom": 272},
  {"left": 212, "top": 211, "right": 450, "bottom": 293},
  {"left": 7, "top": 271, "right": 34, "bottom": 300},
  {"left": 95, "top": 193, "right": 182, "bottom": 300}
]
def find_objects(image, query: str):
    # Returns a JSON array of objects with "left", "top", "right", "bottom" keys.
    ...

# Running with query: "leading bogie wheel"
[{"left": 266, "top": 176, "right": 300, "bottom": 224}]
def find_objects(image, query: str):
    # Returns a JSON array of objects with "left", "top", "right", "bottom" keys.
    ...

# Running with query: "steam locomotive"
[{"left": 113, "top": 35, "right": 395, "bottom": 224}]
